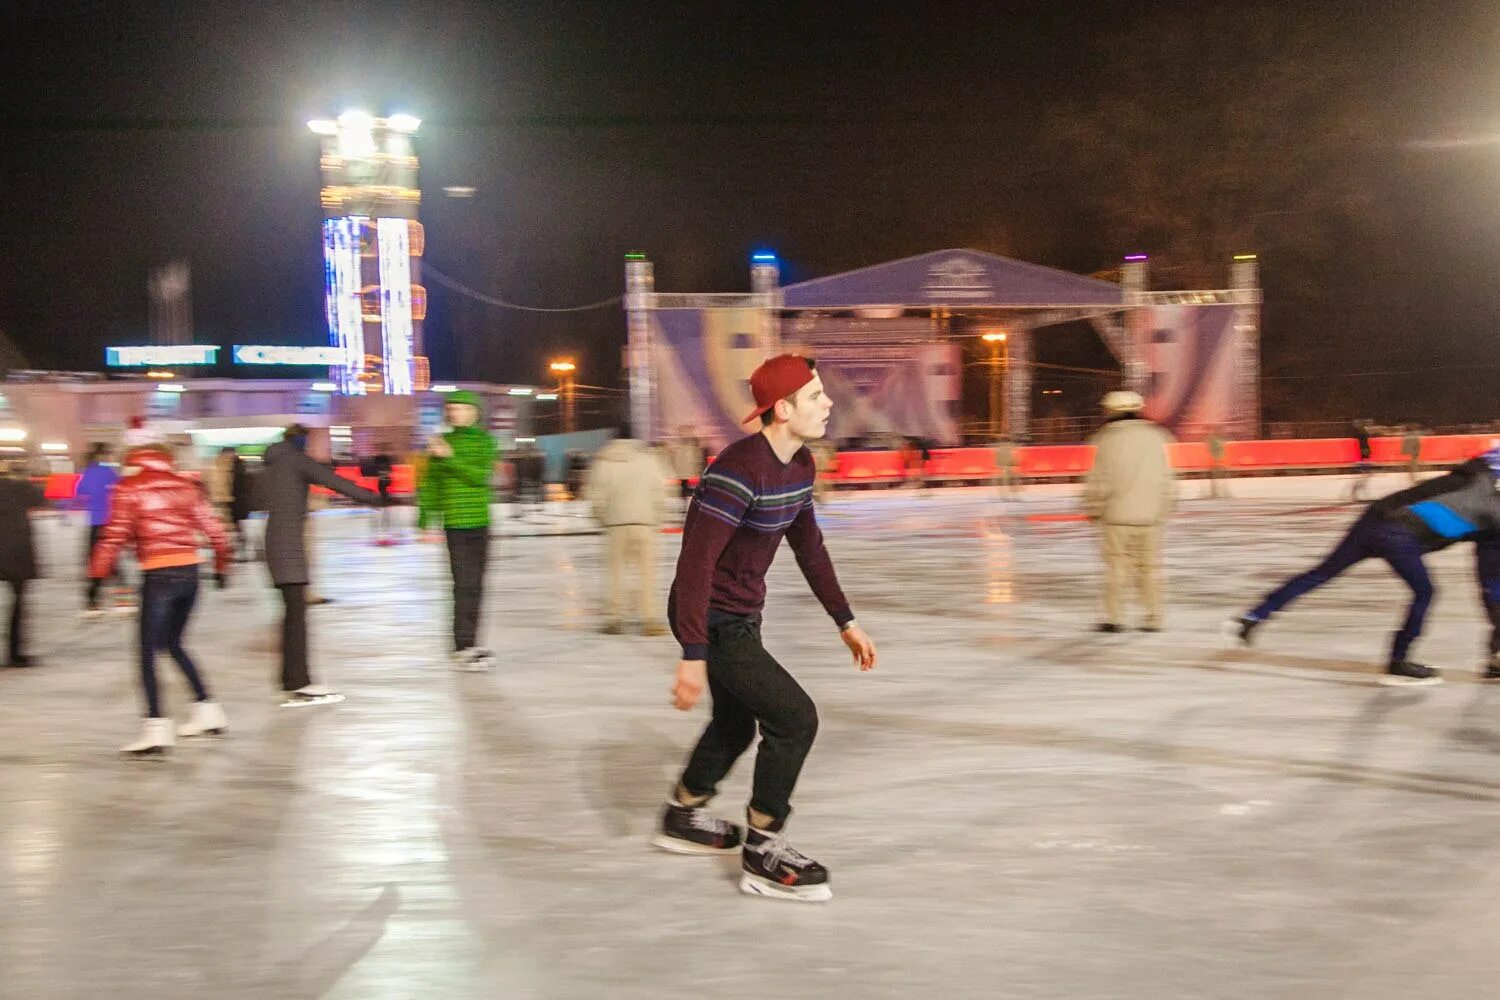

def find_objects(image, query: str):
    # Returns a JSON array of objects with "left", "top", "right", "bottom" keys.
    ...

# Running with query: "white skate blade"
[
  {"left": 279, "top": 693, "right": 346, "bottom": 708},
  {"left": 1377, "top": 674, "right": 1442, "bottom": 687},
  {"left": 651, "top": 834, "right": 741, "bottom": 856},
  {"left": 739, "top": 873, "right": 833, "bottom": 902}
]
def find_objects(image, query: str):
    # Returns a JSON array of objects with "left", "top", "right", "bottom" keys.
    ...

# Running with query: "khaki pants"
[
  {"left": 1101, "top": 523, "right": 1163, "bottom": 628},
  {"left": 605, "top": 524, "right": 657, "bottom": 625}
]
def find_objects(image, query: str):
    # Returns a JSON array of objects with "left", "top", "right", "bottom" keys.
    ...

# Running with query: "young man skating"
[
  {"left": 418, "top": 390, "right": 499, "bottom": 670},
  {"left": 655, "top": 354, "right": 876, "bottom": 903}
]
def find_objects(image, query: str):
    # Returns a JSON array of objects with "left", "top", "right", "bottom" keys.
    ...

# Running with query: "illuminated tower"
[{"left": 308, "top": 111, "right": 427, "bottom": 395}]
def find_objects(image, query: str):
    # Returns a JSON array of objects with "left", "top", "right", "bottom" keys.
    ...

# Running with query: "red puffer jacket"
[{"left": 89, "top": 447, "right": 232, "bottom": 579}]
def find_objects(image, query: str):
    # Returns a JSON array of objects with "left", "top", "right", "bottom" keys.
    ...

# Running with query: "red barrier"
[
  {"left": 1017, "top": 445, "right": 1095, "bottom": 477},
  {"left": 834, "top": 450, "right": 907, "bottom": 481},
  {"left": 43, "top": 473, "right": 80, "bottom": 501},
  {"left": 821, "top": 434, "right": 1499, "bottom": 483}
]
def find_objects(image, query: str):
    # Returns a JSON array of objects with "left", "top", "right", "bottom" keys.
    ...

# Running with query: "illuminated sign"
[
  {"left": 323, "top": 216, "right": 366, "bottom": 394},
  {"left": 377, "top": 217, "right": 415, "bottom": 395},
  {"left": 233, "top": 345, "right": 346, "bottom": 366},
  {"left": 106, "top": 345, "right": 219, "bottom": 366}
]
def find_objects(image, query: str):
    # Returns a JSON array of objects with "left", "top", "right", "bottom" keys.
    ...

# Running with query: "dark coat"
[
  {"left": 229, "top": 454, "right": 253, "bottom": 522},
  {"left": 261, "top": 440, "right": 381, "bottom": 585},
  {"left": 0, "top": 475, "right": 45, "bottom": 582}
]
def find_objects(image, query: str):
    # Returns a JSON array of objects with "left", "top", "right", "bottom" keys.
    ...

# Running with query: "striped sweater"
[
  {"left": 668, "top": 432, "right": 853, "bottom": 660},
  {"left": 418, "top": 425, "right": 497, "bottom": 530}
]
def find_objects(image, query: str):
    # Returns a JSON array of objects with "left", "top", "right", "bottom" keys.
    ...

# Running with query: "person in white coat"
[
  {"left": 1082, "top": 391, "right": 1177, "bottom": 632},
  {"left": 583, "top": 429, "right": 675, "bottom": 635}
]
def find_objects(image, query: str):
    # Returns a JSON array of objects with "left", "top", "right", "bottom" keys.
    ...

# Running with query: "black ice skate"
[
  {"left": 652, "top": 800, "right": 745, "bottom": 856},
  {"left": 1094, "top": 622, "right": 1124, "bottom": 634},
  {"left": 740, "top": 818, "right": 832, "bottom": 903},
  {"left": 1221, "top": 615, "right": 1262, "bottom": 646},
  {"left": 1379, "top": 661, "right": 1442, "bottom": 687},
  {"left": 1483, "top": 654, "right": 1500, "bottom": 682}
]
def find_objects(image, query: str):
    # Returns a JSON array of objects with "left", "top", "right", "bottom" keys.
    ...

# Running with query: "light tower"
[{"left": 308, "top": 111, "right": 427, "bottom": 395}]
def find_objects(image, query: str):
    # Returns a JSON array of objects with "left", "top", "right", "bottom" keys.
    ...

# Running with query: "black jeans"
[
  {"left": 679, "top": 614, "right": 819, "bottom": 823},
  {"left": 138, "top": 566, "right": 209, "bottom": 717},
  {"left": 5, "top": 579, "right": 25, "bottom": 664},
  {"left": 445, "top": 528, "right": 490, "bottom": 650},
  {"left": 278, "top": 583, "right": 310, "bottom": 691}
]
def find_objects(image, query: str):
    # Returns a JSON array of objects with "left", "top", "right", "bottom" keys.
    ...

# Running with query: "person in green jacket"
[{"left": 419, "top": 390, "right": 499, "bottom": 670}]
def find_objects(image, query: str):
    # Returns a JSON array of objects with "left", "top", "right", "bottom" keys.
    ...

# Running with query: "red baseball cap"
[{"left": 741, "top": 354, "right": 815, "bottom": 425}]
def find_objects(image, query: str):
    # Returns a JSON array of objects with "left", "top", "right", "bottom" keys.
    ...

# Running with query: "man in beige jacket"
[
  {"left": 583, "top": 431, "right": 676, "bottom": 635},
  {"left": 1082, "top": 391, "right": 1177, "bottom": 632}
]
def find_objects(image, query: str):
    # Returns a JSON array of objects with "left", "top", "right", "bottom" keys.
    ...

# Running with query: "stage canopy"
[{"left": 780, "top": 249, "right": 1124, "bottom": 311}]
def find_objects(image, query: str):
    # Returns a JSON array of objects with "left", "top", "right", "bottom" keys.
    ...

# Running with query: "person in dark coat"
[
  {"left": 261, "top": 424, "right": 382, "bottom": 706},
  {"left": 0, "top": 460, "right": 46, "bottom": 666}
]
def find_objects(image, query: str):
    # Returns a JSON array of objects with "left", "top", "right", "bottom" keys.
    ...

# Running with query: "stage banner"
[
  {"left": 794, "top": 343, "right": 962, "bottom": 446},
  {"left": 649, "top": 308, "right": 776, "bottom": 449},
  {"left": 1139, "top": 304, "right": 1242, "bottom": 437}
]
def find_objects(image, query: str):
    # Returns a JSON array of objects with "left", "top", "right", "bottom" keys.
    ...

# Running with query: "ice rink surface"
[{"left": 6, "top": 473, "right": 1500, "bottom": 999}]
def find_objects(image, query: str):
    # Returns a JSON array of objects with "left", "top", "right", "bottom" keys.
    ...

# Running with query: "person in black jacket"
[
  {"left": 1226, "top": 451, "right": 1500, "bottom": 685},
  {"left": 0, "top": 461, "right": 45, "bottom": 666},
  {"left": 261, "top": 425, "right": 383, "bottom": 706}
]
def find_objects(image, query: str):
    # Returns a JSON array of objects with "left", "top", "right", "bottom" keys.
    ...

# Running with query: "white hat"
[{"left": 1101, "top": 390, "right": 1145, "bottom": 414}]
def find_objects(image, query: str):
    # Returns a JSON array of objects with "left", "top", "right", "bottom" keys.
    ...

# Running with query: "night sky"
[{"left": 2, "top": 2, "right": 1497, "bottom": 425}]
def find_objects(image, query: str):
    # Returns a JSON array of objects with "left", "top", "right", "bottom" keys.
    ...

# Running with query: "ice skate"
[
  {"left": 177, "top": 700, "right": 228, "bottom": 738},
  {"left": 280, "top": 684, "right": 345, "bottom": 707},
  {"left": 651, "top": 799, "right": 744, "bottom": 856},
  {"left": 451, "top": 648, "right": 492, "bottom": 672},
  {"left": 121, "top": 718, "right": 174, "bottom": 759},
  {"left": 1221, "top": 615, "right": 1262, "bottom": 646},
  {"left": 1379, "top": 661, "right": 1442, "bottom": 687},
  {"left": 740, "top": 818, "right": 832, "bottom": 902}
]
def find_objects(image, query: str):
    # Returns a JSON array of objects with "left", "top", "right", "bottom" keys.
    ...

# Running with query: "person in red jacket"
[{"left": 90, "top": 445, "right": 233, "bottom": 757}]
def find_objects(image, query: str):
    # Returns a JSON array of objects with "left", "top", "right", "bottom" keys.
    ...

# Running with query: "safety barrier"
[{"left": 30, "top": 434, "right": 1500, "bottom": 502}]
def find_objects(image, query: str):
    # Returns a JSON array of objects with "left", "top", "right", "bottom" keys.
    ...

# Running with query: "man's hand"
[
  {"left": 672, "top": 660, "right": 707, "bottom": 711},
  {"left": 841, "top": 625, "right": 877, "bottom": 671},
  {"left": 428, "top": 435, "right": 454, "bottom": 459}
]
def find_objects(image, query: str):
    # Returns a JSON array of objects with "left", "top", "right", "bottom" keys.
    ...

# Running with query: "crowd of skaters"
[{"left": 5, "top": 361, "right": 1500, "bottom": 904}]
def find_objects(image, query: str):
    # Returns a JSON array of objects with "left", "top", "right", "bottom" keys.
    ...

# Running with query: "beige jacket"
[
  {"left": 1082, "top": 417, "right": 1177, "bottom": 525},
  {"left": 583, "top": 439, "right": 674, "bottom": 527}
]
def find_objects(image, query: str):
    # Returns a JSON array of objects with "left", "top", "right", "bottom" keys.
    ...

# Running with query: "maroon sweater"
[{"left": 668, "top": 432, "right": 854, "bottom": 660}]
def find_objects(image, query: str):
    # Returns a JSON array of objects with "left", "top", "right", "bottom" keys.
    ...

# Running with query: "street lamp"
[
  {"left": 981, "top": 333, "right": 1009, "bottom": 439},
  {"left": 549, "top": 360, "right": 578, "bottom": 434}
]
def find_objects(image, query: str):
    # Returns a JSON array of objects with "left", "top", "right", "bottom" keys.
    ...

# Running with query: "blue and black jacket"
[{"left": 1374, "top": 458, "right": 1500, "bottom": 552}]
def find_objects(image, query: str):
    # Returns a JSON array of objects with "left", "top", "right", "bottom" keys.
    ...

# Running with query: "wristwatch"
[{"left": 840, "top": 619, "right": 858, "bottom": 633}]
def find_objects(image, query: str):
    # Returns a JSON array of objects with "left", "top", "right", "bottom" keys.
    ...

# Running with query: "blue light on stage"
[{"left": 751, "top": 251, "right": 778, "bottom": 263}]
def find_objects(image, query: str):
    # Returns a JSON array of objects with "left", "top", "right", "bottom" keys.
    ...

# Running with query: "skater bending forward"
[
  {"left": 657, "top": 354, "right": 876, "bottom": 903},
  {"left": 1227, "top": 449, "right": 1500, "bottom": 685}
]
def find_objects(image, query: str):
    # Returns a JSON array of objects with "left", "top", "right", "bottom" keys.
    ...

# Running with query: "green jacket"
[{"left": 419, "top": 424, "right": 498, "bottom": 529}]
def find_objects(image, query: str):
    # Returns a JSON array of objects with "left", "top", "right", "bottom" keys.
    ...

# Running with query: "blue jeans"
[
  {"left": 138, "top": 566, "right": 209, "bottom": 717},
  {"left": 1250, "top": 510, "right": 1433, "bottom": 663}
]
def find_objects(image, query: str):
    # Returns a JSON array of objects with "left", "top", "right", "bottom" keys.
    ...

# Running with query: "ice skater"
[
  {"left": 418, "top": 391, "right": 498, "bottom": 670},
  {"left": 1226, "top": 449, "right": 1500, "bottom": 685},
  {"left": 74, "top": 442, "right": 121, "bottom": 617},
  {"left": 261, "top": 424, "right": 384, "bottom": 705},
  {"left": 89, "top": 445, "right": 234, "bottom": 756},
  {"left": 0, "top": 458, "right": 45, "bottom": 667},
  {"left": 656, "top": 354, "right": 876, "bottom": 903}
]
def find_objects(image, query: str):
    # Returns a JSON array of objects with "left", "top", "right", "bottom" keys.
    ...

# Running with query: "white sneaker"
[
  {"left": 177, "top": 700, "right": 228, "bottom": 737},
  {"left": 280, "top": 685, "right": 345, "bottom": 707},
  {"left": 121, "top": 718, "right": 174, "bottom": 758}
]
